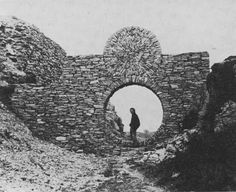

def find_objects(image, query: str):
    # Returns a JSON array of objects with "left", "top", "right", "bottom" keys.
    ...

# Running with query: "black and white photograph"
[{"left": 0, "top": 0, "right": 236, "bottom": 191}]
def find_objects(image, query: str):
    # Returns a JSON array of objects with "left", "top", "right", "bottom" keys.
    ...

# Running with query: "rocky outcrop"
[
  {"left": 0, "top": 100, "right": 33, "bottom": 151},
  {"left": 133, "top": 129, "right": 199, "bottom": 165},
  {"left": 199, "top": 56, "right": 236, "bottom": 133},
  {"left": 207, "top": 57, "right": 236, "bottom": 105},
  {"left": 0, "top": 16, "right": 66, "bottom": 106},
  {"left": 215, "top": 101, "right": 236, "bottom": 132}
]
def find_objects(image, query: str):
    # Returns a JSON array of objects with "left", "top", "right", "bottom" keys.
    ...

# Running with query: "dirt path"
[
  {"left": 0, "top": 144, "right": 166, "bottom": 192},
  {"left": 96, "top": 147, "right": 166, "bottom": 192}
]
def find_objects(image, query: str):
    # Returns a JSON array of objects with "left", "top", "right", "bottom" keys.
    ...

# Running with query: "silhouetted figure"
[{"left": 129, "top": 108, "right": 140, "bottom": 144}]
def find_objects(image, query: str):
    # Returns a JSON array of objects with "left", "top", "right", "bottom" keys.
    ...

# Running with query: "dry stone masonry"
[
  {"left": 0, "top": 16, "right": 66, "bottom": 107},
  {"left": 9, "top": 24, "right": 210, "bottom": 153},
  {"left": 0, "top": 16, "right": 66, "bottom": 85}
]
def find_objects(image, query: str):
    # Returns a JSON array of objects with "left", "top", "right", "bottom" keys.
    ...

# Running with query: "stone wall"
[{"left": 11, "top": 27, "right": 210, "bottom": 152}]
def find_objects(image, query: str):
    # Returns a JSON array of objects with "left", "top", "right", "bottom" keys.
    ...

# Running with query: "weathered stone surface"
[
  {"left": 199, "top": 57, "right": 236, "bottom": 133},
  {"left": 0, "top": 16, "right": 66, "bottom": 87},
  {"left": 215, "top": 101, "right": 236, "bottom": 132},
  {"left": 104, "top": 26, "right": 161, "bottom": 67},
  {"left": 132, "top": 129, "right": 199, "bottom": 165}
]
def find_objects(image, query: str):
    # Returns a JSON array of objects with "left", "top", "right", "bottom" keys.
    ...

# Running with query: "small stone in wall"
[
  {"left": 90, "top": 80, "right": 99, "bottom": 84},
  {"left": 94, "top": 105, "right": 103, "bottom": 109},
  {"left": 82, "top": 131, "right": 88, "bottom": 135},
  {"left": 72, "top": 134, "right": 81, "bottom": 138},
  {"left": 36, "top": 118, "right": 44, "bottom": 124},
  {"left": 56, "top": 136, "right": 67, "bottom": 141},
  {"left": 170, "top": 84, "right": 179, "bottom": 89}
]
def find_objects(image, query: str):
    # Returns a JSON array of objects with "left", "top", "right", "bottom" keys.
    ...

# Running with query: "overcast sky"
[
  {"left": 1, "top": 0, "right": 235, "bottom": 132},
  {"left": 1, "top": 0, "right": 236, "bottom": 64}
]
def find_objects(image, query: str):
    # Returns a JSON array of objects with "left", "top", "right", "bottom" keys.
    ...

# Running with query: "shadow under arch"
[{"left": 103, "top": 82, "right": 164, "bottom": 131}]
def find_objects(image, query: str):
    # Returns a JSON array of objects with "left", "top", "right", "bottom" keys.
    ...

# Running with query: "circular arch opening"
[{"left": 104, "top": 83, "right": 163, "bottom": 139}]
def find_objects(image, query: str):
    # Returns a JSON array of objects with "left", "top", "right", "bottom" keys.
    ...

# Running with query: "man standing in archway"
[{"left": 129, "top": 108, "right": 140, "bottom": 145}]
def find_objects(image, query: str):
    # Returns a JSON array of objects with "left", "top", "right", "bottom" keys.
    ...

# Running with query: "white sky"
[
  {"left": 1, "top": 0, "right": 236, "bottom": 64},
  {"left": 110, "top": 85, "right": 163, "bottom": 133},
  {"left": 1, "top": 0, "right": 236, "bottom": 133}
]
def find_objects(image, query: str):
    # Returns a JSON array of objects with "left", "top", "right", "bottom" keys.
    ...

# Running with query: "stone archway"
[
  {"left": 104, "top": 82, "right": 164, "bottom": 134},
  {"left": 104, "top": 82, "right": 164, "bottom": 112}
]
